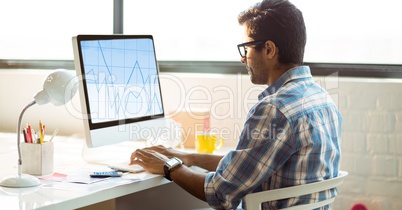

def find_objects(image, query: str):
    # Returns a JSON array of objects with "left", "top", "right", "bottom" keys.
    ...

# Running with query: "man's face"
[{"left": 240, "top": 26, "right": 269, "bottom": 85}]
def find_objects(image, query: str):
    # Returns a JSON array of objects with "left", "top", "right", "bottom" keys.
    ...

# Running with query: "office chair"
[{"left": 244, "top": 171, "right": 348, "bottom": 210}]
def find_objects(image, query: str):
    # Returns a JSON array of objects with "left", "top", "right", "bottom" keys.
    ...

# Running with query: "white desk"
[{"left": 0, "top": 133, "right": 210, "bottom": 210}]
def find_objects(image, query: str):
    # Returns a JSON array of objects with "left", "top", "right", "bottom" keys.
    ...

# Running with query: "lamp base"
[{"left": 0, "top": 174, "right": 41, "bottom": 188}]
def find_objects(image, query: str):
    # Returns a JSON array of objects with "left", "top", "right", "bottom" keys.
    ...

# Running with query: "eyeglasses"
[{"left": 237, "top": 40, "right": 267, "bottom": 58}]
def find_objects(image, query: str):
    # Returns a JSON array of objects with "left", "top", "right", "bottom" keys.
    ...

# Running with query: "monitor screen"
[{"left": 73, "top": 35, "right": 167, "bottom": 148}]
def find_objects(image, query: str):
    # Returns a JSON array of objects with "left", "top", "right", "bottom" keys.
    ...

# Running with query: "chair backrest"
[{"left": 244, "top": 171, "right": 348, "bottom": 210}]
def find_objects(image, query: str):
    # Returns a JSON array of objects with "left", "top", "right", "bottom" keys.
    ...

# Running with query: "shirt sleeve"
[{"left": 204, "top": 103, "right": 296, "bottom": 209}]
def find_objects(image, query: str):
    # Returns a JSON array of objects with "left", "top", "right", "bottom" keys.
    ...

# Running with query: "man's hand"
[
  {"left": 130, "top": 145, "right": 223, "bottom": 173},
  {"left": 130, "top": 146, "right": 211, "bottom": 203},
  {"left": 139, "top": 145, "right": 192, "bottom": 166},
  {"left": 129, "top": 148, "right": 169, "bottom": 174}
]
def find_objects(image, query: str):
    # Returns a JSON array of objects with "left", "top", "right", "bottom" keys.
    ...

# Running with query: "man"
[{"left": 130, "top": 0, "right": 342, "bottom": 209}]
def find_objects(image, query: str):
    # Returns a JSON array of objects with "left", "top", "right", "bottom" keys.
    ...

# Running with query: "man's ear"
[{"left": 264, "top": 40, "right": 277, "bottom": 59}]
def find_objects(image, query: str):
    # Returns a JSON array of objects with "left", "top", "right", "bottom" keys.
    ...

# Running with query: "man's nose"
[{"left": 240, "top": 57, "right": 246, "bottom": 63}]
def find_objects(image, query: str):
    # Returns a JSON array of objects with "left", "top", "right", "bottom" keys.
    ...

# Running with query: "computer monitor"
[{"left": 72, "top": 34, "right": 168, "bottom": 148}]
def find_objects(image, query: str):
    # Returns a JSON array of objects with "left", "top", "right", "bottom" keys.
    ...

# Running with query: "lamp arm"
[{"left": 17, "top": 100, "right": 36, "bottom": 176}]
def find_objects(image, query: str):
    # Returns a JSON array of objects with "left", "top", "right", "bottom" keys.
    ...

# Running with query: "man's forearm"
[
  {"left": 184, "top": 153, "right": 224, "bottom": 171},
  {"left": 170, "top": 165, "right": 208, "bottom": 202}
]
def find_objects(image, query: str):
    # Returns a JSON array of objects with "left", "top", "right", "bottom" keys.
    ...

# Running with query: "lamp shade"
[{"left": 34, "top": 69, "right": 78, "bottom": 106}]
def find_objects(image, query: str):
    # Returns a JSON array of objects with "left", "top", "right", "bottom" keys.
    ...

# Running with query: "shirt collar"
[{"left": 258, "top": 66, "right": 312, "bottom": 100}]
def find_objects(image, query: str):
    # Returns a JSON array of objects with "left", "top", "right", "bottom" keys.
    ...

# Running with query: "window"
[
  {"left": 124, "top": 1, "right": 253, "bottom": 61},
  {"left": 0, "top": 0, "right": 112, "bottom": 60},
  {"left": 124, "top": 0, "right": 402, "bottom": 65},
  {"left": 1, "top": 0, "right": 401, "bottom": 74},
  {"left": 295, "top": 0, "right": 402, "bottom": 65}
]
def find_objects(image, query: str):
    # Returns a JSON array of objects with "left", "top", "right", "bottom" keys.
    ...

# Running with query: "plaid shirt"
[{"left": 205, "top": 66, "right": 342, "bottom": 209}]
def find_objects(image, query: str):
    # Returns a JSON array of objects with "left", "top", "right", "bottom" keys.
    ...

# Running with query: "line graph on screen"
[{"left": 81, "top": 38, "right": 163, "bottom": 123}]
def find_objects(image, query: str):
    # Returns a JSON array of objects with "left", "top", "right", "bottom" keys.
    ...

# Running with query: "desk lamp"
[{"left": 0, "top": 69, "right": 78, "bottom": 188}]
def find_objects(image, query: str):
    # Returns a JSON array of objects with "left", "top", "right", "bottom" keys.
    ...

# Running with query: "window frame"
[
  {"left": 1, "top": 0, "right": 401, "bottom": 78},
  {"left": 1, "top": 59, "right": 401, "bottom": 79}
]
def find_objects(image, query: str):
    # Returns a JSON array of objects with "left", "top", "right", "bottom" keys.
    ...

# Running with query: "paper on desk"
[
  {"left": 43, "top": 178, "right": 137, "bottom": 192},
  {"left": 41, "top": 168, "right": 146, "bottom": 192},
  {"left": 39, "top": 172, "right": 67, "bottom": 181},
  {"left": 64, "top": 168, "right": 111, "bottom": 184},
  {"left": 123, "top": 172, "right": 153, "bottom": 180},
  {"left": 39, "top": 170, "right": 110, "bottom": 184}
]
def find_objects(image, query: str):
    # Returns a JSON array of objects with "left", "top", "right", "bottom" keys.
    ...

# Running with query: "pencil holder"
[{"left": 21, "top": 141, "right": 54, "bottom": 175}]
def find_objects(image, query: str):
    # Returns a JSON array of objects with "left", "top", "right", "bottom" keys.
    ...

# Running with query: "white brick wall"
[
  {"left": 1, "top": 70, "right": 402, "bottom": 209},
  {"left": 334, "top": 79, "right": 402, "bottom": 210}
]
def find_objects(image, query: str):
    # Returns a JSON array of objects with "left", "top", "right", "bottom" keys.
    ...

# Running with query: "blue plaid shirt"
[{"left": 205, "top": 66, "right": 342, "bottom": 209}]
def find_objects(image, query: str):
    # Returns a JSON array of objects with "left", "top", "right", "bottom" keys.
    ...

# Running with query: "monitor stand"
[
  {"left": 81, "top": 139, "right": 146, "bottom": 165},
  {"left": 81, "top": 118, "right": 183, "bottom": 166}
]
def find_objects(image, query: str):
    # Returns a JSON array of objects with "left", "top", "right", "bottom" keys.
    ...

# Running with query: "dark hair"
[{"left": 238, "top": 0, "right": 306, "bottom": 65}]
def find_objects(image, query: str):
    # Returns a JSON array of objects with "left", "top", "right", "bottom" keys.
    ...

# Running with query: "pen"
[
  {"left": 26, "top": 123, "right": 33, "bottom": 143},
  {"left": 36, "top": 132, "right": 40, "bottom": 144},
  {"left": 39, "top": 120, "right": 44, "bottom": 144},
  {"left": 42, "top": 124, "right": 46, "bottom": 138},
  {"left": 49, "top": 128, "right": 59, "bottom": 142},
  {"left": 31, "top": 128, "right": 36, "bottom": 143},
  {"left": 22, "top": 128, "right": 27, "bottom": 143}
]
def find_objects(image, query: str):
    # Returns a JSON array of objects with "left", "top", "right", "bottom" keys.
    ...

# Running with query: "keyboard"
[{"left": 108, "top": 162, "right": 145, "bottom": 173}]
